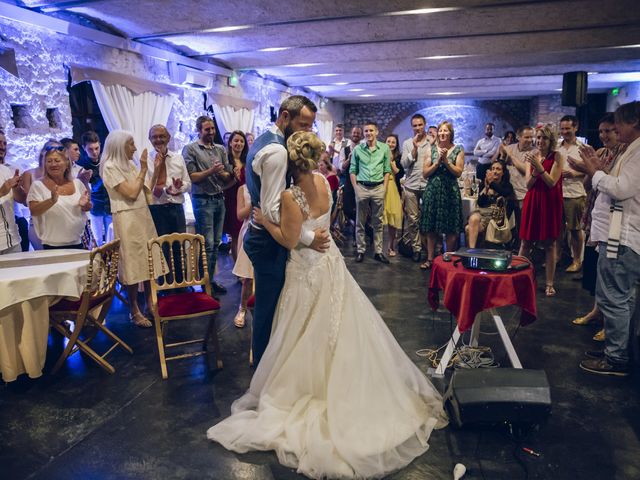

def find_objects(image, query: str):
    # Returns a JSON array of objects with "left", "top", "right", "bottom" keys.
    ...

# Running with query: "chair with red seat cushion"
[
  {"left": 49, "top": 239, "right": 132, "bottom": 374},
  {"left": 147, "top": 233, "right": 223, "bottom": 379}
]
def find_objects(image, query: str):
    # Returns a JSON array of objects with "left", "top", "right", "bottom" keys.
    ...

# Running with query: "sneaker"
[
  {"left": 374, "top": 253, "right": 390, "bottom": 264},
  {"left": 580, "top": 358, "right": 629, "bottom": 377}
]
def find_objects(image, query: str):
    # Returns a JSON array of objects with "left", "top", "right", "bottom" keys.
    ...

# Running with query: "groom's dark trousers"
[{"left": 244, "top": 226, "right": 288, "bottom": 366}]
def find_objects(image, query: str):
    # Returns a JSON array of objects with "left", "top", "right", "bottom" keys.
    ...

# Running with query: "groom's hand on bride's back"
[{"left": 310, "top": 228, "right": 330, "bottom": 252}]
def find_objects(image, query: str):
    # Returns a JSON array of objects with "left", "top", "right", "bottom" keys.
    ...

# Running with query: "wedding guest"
[
  {"left": 60, "top": 138, "right": 92, "bottom": 184},
  {"left": 223, "top": 131, "right": 248, "bottom": 262},
  {"left": 473, "top": 122, "right": 501, "bottom": 182},
  {"left": 0, "top": 131, "right": 25, "bottom": 254},
  {"left": 318, "top": 151, "right": 339, "bottom": 201},
  {"left": 570, "top": 114, "right": 626, "bottom": 338},
  {"left": 466, "top": 160, "right": 515, "bottom": 248},
  {"left": 145, "top": 125, "right": 191, "bottom": 237},
  {"left": 232, "top": 184, "right": 253, "bottom": 328},
  {"left": 245, "top": 132, "right": 255, "bottom": 147},
  {"left": 519, "top": 125, "right": 564, "bottom": 297},
  {"left": 183, "top": 116, "right": 233, "bottom": 295},
  {"left": 569, "top": 101, "right": 640, "bottom": 376},
  {"left": 419, "top": 121, "right": 464, "bottom": 269},
  {"left": 27, "top": 147, "right": 91, "bottom": 249},
  {"left": 101, "top": 130, "right": 158, "bottom": 328},
  {"left": 77, "top": 131, "right": 112, "bottom": 246},
  {"left": 383, "top": 134, "right": 403, "bottom": 257}
]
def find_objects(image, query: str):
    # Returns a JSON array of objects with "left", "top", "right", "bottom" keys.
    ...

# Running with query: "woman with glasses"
[{"left": 27, "top": 144, "right": 91, "bottom": 249}]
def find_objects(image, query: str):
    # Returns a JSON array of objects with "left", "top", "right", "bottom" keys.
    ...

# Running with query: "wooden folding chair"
[
  {"left": 147, "top": 233, "right": 223, "bottom": 379},
  {"left": 49, "top": 239, "right": 132, "bottom": 374}
]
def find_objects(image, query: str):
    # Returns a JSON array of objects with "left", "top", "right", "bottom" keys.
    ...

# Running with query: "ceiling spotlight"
[
  {"left": 285, "top": 63, "right": 323, "bottom": 68},
  {"left": 204, "top": 25, "right": 250, "bottom": 33},
  {"left": 348, "top": 88, "right": 364, "bottom": 92},
  {"left": 313, "top": 73, "right": 339, "bottom": 77},
  {"left": 433, "top": 92, "right": 461, "bottom": 95},
  {"left": 384, "top": 7, "right": 460, "bottom": 16},
  {"left": 258, "top": 47, "right": 292, "bottom": 52},
  {"left": 419, "top": 54, "right": 470, "bottom": 60},
  {"left": 334, "top": 82, "right": 349, "bottom": 85},
  {"left": 359, "top": 94, "right": 375, "bottom": 97}
]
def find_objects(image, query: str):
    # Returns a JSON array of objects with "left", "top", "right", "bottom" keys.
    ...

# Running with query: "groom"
[{"left": 244, "top": 95, "right": 330, "bottom": 366}]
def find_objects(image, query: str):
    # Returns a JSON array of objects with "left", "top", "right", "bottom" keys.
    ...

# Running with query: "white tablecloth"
[{"left": 0, "top": 249, "right": 89, "bottom": 382}]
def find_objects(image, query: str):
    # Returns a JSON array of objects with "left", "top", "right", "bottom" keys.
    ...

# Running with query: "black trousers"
[{"left": 149, "top": 203, "right": 187, "bottom": 283}]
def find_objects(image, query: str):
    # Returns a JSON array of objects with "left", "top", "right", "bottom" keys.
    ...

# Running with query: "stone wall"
[
  {"left": 530, "top": 95, "right": 576, "bottom": 129},
  {"left": 0, "top": 18, "right": 342, "bottom": 170},
  {"left": 344, "top": 99, "right": 530, "bottom": 153}
]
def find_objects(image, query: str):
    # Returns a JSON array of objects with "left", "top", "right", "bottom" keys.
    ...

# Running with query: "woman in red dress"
[
  {"left": 519, "top": 125, "right": 564, "bottom": 296},
  {"left": 223, "top": 131, "right": 248, "bottom": 262}
]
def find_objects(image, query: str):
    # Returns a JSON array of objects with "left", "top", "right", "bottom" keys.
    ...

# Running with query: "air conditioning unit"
[{"left": 168, "top": 63, "right": 214, "bottom": 89}]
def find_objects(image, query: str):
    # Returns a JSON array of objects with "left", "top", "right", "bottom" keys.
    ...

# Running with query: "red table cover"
[{"left": 428, "top": 255, "right": 537, "bottom": 332}]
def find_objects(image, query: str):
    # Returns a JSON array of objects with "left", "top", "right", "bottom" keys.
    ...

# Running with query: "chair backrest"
[
  {"left": 81, "top": 238, "right": 120, "bottom": 306},
  {"left": 147, "top": 233, "right": 211, "bottom": 292},
  {"left": 81, "top": 218, "right": 97, "bottom": 250}
]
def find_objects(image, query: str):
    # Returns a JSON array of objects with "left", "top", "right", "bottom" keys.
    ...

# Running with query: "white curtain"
[
  {"left": 317, "top": 119, "right": 334, "bottom": 146},
  {"left": 91, "top": 81, "right": 175, "bottom": 160},
  {"left": 211, "top": 104, "right": 255, "bottom": 137}
]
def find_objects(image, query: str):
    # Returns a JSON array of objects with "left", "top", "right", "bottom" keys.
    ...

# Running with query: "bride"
[{"left": 207, "top": 131, "right": 447, "bottom": 479}]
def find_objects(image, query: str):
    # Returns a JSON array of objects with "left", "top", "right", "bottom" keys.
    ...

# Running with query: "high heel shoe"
[{"left": 234, "top": 308, "right": 246, "bottom": 328}]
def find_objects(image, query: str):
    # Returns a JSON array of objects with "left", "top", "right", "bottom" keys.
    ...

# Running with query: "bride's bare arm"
[{"left": 254, "top": 191, "right": 303, "bottom": 250}]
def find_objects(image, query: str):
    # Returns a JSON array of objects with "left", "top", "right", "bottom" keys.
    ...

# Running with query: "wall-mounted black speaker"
[
  {"left": 444, "top": 368, "right": 552, "bottom": 428},
  {"left": 270, "top": 106, "right": 277, "bottom": 122},
  {"left": 562, "top": 71, "right": 588, "bottom": 107}
]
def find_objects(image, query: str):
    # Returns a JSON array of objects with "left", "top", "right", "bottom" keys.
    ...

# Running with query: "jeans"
[
  {"left": 243, "top": 226, "right": 288, "bottom": 367},
  {"left": 596, "top": 243, "right": 640, "bottom": 365},
  {"left": 89, "top": 213, "right": 112, "bottom": 246},
  {"left": 191, "top": 195, "right": 225, "bottom": 282}
]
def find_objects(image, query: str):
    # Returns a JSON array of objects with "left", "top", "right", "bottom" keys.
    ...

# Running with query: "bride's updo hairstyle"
[{"left": 287, "top": 131, "right": 326, "bottom": 174}]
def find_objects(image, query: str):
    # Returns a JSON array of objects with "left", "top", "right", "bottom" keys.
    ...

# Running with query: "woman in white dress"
[{"left": 207, "top": 132, "right": 447, "bottom": 479}]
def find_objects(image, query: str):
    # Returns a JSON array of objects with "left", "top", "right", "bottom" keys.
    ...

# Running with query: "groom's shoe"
[
  {"left": 355, "top": 252, "right": 365, "bottom": 263},
  {"left": 374, "top": 253, "right": 390, "bottom": 264}
]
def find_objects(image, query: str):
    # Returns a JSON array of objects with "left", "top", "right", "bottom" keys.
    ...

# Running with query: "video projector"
[{"left": 446, "top": 247, "right": 512, "bottom": 272}]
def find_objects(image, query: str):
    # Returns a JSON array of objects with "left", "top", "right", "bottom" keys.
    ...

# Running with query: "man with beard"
[
  {"left": 183, "top": 116, "right": 233, "bottom": 295},
  {"left": 244, "top": 95, "right": 330, "bottom": 366}
]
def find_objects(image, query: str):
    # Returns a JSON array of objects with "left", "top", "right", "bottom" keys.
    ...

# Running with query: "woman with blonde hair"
[
  {"left": 419, "top": 120, "right": 464, "bottom": 268},
  {"left": 519, "top": 125, "right": 564, "bottom": 296},
  {"left": 208, "top": 131, "right": 447, "bottom": 479},
  {"left": 27, "top": 145, "right": 91, "bottom": 249},
  {"left": 101, "top": 130, "right": 158, "bottom": 327}
]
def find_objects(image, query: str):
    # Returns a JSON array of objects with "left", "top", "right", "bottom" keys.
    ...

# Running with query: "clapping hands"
[
  {"left": 165, "top": 177, "right": 183, "bottom": 196},
  {"left": 78, "top": 190, "right": 92, "bottom": 210}
]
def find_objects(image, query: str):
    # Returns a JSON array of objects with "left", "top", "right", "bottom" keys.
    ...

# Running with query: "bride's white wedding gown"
[{"left": 207, "top": 178, "right": 448, "bottom": 479}]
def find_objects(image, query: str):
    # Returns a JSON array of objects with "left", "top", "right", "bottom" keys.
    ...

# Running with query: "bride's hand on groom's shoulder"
[
  {"left": 310, "top": 228, "right": 330, "bottom": 252},
  {"left": 252, "top": 207, "right": 264, "bottom": 225}
]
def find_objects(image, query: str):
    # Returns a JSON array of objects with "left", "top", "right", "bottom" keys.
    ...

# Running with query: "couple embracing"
[{"left": 207, "top": 96, "right": 447, "bottom": 479}]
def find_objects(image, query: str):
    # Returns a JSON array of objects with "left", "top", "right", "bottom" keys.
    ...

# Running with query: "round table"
[{"left": 0, "top": 249, "right": 89, "bottom": 382}]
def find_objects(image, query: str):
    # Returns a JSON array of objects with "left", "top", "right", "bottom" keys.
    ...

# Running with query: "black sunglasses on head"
[{"left": 44, "top": 145, "right": 65, "bottom": 152}]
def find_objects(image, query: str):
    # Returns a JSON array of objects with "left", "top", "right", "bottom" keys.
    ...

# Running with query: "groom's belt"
[{"left": 357, "top": 181, "right": 383, "bottom": 187}]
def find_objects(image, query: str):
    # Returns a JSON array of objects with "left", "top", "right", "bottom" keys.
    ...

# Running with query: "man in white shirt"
[
  {"left": 558, "top": 115, "right": 587, "bottom": 273},
  {"left": 146, "top": 125, "right": 191, "bottom": 236},
  {"left": 244, "top": 95, "right": 330, "bottom": 366},
  {"left": 328, "top": 124, "right": 349, "bottom": 175},
  {"left": 473, "top": 122, "right": 501, "bottom": 182},
  {"left": 400, "top": 114, "right": 430, "bottom": 262},
  {"left": 0, "top": 132, "right": 26, "bottom": 254},
  {"left": 569, "top": 101, "right": 640, "bottom": 377}
]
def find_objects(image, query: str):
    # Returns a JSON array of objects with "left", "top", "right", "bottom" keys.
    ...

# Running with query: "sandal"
[
  {"left": 545, "top": 285, "right": 556, "bottom": 297},
  {"left": 234, "top": 308, "right": 246, "bottom": 328},
  {"left": 420, "top": 260, "right": 433, "bottom": 270},
  {"left": 387, "top": 248, "right": 397, "bottom": 257},
  {"left": 130, "top": 312, "right": 152, "bottom": 328},
  {"left": 573, "top": 315, "right": 596, "bottom": 325}
]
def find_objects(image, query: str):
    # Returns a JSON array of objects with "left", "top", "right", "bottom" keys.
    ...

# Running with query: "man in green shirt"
[{"left": 350, "top": 121, "right": 392, "bottom": 263}]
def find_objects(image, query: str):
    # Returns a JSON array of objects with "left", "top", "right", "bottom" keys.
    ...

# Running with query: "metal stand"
[{"left": 431, "top": 309, "right": 522, "bottom": 377}]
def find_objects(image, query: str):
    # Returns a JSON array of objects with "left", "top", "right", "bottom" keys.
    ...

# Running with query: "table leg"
[
  {"left": 433, "top": 326, "right": 461, "bottom": 377},
  {"left": 492, "top": 313, "right": 523, "bottom": 369}
]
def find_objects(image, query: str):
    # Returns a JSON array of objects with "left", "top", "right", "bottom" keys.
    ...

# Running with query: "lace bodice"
[{"left": 287, "top": 174, "right": 335, "bottom": 266}]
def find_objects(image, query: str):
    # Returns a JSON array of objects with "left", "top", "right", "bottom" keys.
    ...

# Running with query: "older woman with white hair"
[
  {"left": 27, "top": 144, "right": 91, "bottom": 249},
  {"left": 101, "top": 130, "right": 158, "bottom": 327}
]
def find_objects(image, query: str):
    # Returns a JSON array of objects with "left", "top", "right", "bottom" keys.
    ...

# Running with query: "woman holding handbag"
[{"left": 465, "top": 159, "right": 515, "bottom": 248}]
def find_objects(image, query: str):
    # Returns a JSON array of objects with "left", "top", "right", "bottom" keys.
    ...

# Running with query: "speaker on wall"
[{"left": 562, "top": 71, "right": 588, "bottom": 107}]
